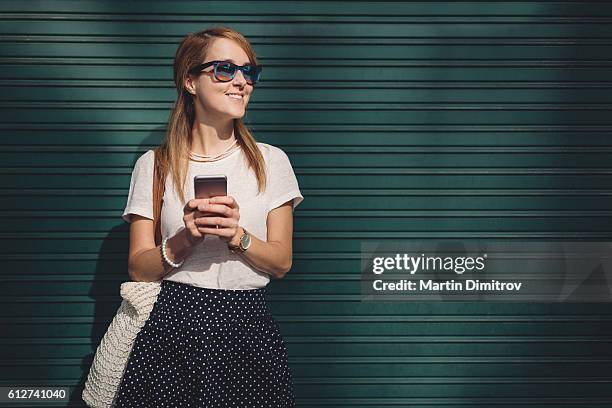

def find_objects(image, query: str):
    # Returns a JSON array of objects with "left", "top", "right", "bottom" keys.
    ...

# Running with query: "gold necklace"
[{"left": 189, "top": 139, "right": 240, "bottom": 162}]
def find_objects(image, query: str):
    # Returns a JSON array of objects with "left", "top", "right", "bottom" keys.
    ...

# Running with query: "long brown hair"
[{"left": 155, "top": 26, "right": 267, "bottom": 207}]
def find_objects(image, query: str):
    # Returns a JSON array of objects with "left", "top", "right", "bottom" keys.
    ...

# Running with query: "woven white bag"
[{"left": 82, "top": 280, "right": 162, "bottom": 408}]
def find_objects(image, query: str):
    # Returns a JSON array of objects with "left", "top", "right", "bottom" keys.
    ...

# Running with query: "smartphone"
[{"left": 194, "top": 175, "right": 227, "bottom": 217}]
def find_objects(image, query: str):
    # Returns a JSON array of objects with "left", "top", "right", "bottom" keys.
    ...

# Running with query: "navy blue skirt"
[{"left": 114, "top": 279, "right": 295, "bottom": 407}]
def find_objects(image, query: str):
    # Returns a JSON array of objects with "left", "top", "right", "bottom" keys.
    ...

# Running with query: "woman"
[{"left": 114, "top": 26, "right": 302, "bottom": 407}]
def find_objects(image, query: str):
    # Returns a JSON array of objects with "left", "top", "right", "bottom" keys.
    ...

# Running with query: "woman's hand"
[
  {"left": 182, "top": 198, "right": 215, "bottom": 247},
  {"left": 194, "top": 195, "right": 241, "bottom": 245}
]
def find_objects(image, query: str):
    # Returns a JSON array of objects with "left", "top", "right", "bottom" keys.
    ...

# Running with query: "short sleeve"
[
  {"left": 122, "top": 150, "right": 155, "bottom": 223},
  {"left": 265, "top": 145, "right": 304, "bottom": 213}
]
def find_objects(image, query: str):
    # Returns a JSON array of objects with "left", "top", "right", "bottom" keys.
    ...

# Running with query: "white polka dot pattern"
[{"left": 113, "top": 280, "right": 295, "bottom": 407}]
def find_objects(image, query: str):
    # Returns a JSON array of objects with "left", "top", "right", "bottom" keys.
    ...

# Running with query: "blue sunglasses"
[{"left": 188, "top": 60, "right": 262, "bottom": 85}]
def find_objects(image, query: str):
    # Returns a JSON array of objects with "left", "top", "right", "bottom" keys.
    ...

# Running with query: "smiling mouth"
[{"left": 226, "top": 93, "right": 243, "bottom": 101}]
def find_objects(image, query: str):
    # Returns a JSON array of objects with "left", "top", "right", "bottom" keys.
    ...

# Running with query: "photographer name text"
[{"left": 372, "top": 279, "right": 523, "bottom": 292}]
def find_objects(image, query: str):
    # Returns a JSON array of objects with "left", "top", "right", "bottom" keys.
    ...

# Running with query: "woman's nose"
[{"left": 232, "top": 69, "right": 247, "bottom": 85}]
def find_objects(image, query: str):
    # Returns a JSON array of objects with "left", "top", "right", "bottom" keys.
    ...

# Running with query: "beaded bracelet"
[{"left": 161, "top": 237, "right": 184, "bottom": 268}]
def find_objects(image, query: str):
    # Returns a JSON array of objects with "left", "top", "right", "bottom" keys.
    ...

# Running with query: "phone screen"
[{"left": 194, "top": 175, "right": 227, "bottom": 216}]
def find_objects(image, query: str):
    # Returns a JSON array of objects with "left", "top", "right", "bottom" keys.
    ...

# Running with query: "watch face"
[{"left": 240, "top": 231, "right": 251, "bottom": 249}]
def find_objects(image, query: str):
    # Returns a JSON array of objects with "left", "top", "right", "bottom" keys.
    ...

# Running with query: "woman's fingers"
[
  {"left": 198, "top": 226, "right": 236, "bottom": 238},
  {"left": 182, "top": 199, "right": 211, "bottom": 246},
  {"left": 184, "top": 198, "right": 211, "bottom": 214},
  {"left": 196, "top": 216, "right": 238, "bottom": 238},
  {"left": 209, "top": 195, "right": 239, "bottom": 210},
  {"left": 196, "top": 216, "right": 237, "bottom": 228},
  {"left": 199, "top": 227, "right": 235, "bottom": 238},
  {"left": 196, "top": 200, "right": 240, "bottom": 224},
  {"left": 183, "top": 199, "right": 198, "bottom": 213},
  {"left": 197, "top": 203, "right": 231, "bottom": 216}
]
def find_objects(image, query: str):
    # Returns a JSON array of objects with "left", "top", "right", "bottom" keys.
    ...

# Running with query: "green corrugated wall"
[{"left": 2, "top": 1, "right": 612, "bottom": 407}]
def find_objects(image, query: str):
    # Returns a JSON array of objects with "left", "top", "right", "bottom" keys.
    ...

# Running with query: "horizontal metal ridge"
[
  {"left": 3, "top": 335, "right": 612, "bottom": 345},
  {"left": 1, "top": 188, "right": 611, "bottom": 196},
  {"left": 8, "top": 101, "right": 612, "bottom": 110},
  {"left": 5, "top": 13, "right": 612, "bottom": 23},
  {"left": 282, "top": 396, "right": 612, "bottom": 405},
  {"left": 4, "top": 316, "right": 612, "bottom": 324},
  {"left": 3, "top": 293, "right": 612, "bottom": 303},
  {"left": 5, "top": 209, "right": 612, "bottom": 217},
  {"left": 4, "top": 145, "right": 612, "bottom": 153},
  {"left": 6, "top": 377, "right": 611, "bottom": 385},
  {"left": 0, "top": 231, "right": 609, "bottom": 239},
  {"left": 8, "top": 57, "right": 612, "bottom": 67},
  {"left": 4, "top": 167, "right": 612, "bottom": 175},
  {"left": 5, "top": 34, "right": 612, "bottom": 46},
  {"left": 3, "top": 356, "right": 611, "bottom": 364},
  {"left": 294, "top": 376, "right": 612, "bottom": 384},
  {"left": 6, "top": 79, "right": 612, "bottom": 88},
  {"left": 4, "top": 123, "right": 612, "bottom": 131}
]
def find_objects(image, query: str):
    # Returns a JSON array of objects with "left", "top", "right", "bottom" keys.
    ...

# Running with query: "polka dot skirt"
[{"left": 114, "top": 280, "right": 295, "bottom": 407}]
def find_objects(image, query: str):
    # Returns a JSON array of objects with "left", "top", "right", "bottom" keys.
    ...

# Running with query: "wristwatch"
[{"left": 229, "top": 227, "right": 251, "bottom": 254}]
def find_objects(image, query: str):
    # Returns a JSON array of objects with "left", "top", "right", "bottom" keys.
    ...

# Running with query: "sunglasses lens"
[
  {"left": 216, "top": 62, "right": 236, "bottom": 81},
  {"left": 243, "top": 66, "right": 260, "bottom": 84},
  {"left": 214, "top": 62, "right": 261, "bottom": 85}
]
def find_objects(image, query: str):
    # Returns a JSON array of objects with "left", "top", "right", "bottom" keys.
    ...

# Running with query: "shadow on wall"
[{"left": 72, "top": 128, "right": 164, "bottom": 407}]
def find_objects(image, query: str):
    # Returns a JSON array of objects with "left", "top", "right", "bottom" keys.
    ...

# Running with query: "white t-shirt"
[{"left": 122, "top": 142, "right": 304, "bottom": 290}]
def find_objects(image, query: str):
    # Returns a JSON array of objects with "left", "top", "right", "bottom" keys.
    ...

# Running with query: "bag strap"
[{"left": 152, "top": 148, "right": 166, "bottom": 247}]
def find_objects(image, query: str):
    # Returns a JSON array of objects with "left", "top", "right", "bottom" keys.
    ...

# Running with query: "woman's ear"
[{"left": 184, "top": 76, "right": 196, "bottom": 95}]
